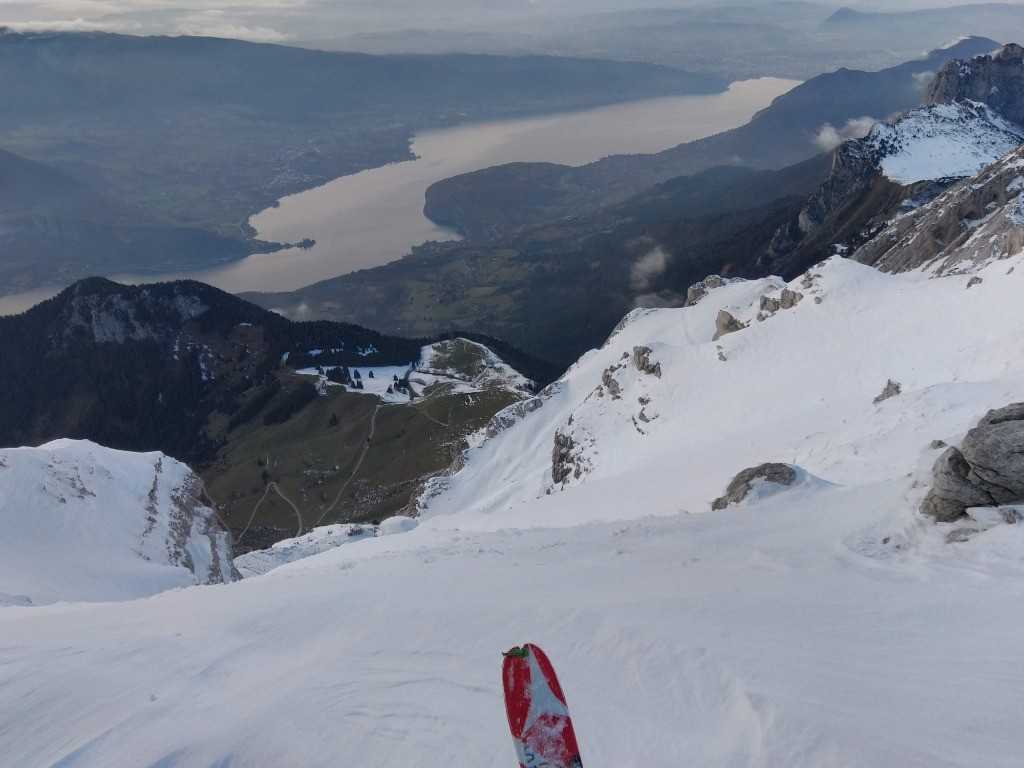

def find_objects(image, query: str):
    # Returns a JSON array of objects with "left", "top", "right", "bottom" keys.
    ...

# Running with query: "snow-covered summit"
[
  {"left": 863, "top": 101, "right": 1024, "bottom": 184},
  {"left": 0, "top": 440, "right": 236, "bottom": 605}
]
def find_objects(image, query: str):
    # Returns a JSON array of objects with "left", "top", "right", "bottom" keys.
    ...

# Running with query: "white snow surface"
[
  {"left": 868, "top": 101, "right": 1024, "bottom": 184},
  {"left": 237, "top": 516, "right": 420, "bottom": 576},
  {"left": 0, "top": 440, "right": 235, "bottom": 606},
  {"left": 235, "top": 522, "right": 376, "bottom": 577},
  {"left": 4, "top": 255, "right": 1024, "bottom": 765}
]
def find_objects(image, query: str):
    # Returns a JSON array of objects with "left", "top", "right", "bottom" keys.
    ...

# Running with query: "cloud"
[
  {"left": 0, "top": 1, "right": 304, "bottom": 41},
  {"left": 270, "top": 301, "right": 311, "bottom": 320},
  {"left": 0, "top": 17, "right": 137, "bottom": 33},
  {"left": 912, "top": 70, "right": 936, "bottom": 91},
  {"left": 173, "top": 12, "right": 293, "bottom": 42},
  {"left": 630, "top": 245, "right": 669, "bottom": 292},
  {"left": 633, "top": 290, "right": 686, "bottom": 309},
  {"left": 812, "top": 115, "right": 878, "bottom": 152}
]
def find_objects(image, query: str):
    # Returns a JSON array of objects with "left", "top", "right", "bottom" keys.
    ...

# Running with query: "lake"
[{"left": 0, "top": 77, "right": 798, "bottom": 314}]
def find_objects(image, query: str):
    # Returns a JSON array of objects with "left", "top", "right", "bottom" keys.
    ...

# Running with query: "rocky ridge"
[
  {"left": 763, "top": 43, "right": 1024, "bottom": 277},
  {"left": 923, "top": 42, "right": 1024, "bottom": 124},
  {"left": 852, "top": 144, "right": 1024, "bottom": 273}
]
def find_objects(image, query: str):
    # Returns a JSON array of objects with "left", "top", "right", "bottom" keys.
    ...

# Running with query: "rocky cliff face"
[
  {"left": 923, "top": 42, "right": 1024, "bottom": 125},
  {"left": 852, "top": 145, "right": 1024, "bottom": 273}
]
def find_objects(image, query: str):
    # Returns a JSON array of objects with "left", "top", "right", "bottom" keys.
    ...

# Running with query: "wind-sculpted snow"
[{"left": 0, "top": 440, "right": 236, "bottom": 605}]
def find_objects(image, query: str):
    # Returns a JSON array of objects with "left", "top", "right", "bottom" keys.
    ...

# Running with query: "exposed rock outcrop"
[
  {"left": 631, "top": 346, "right": 662, "bottom": 378},
  {"left": 685, "top": 275, "right": 735, "bottom": 307},
  {"left": 484, "top": 397, "right": 543, "bottom": 439},
  {"left": 712, "top": 310, "right": 746, "bottom": 341},
  {"left": 712, "top": 463, "right": 797, "bottom": 510},
  {"left": 552, "top": 431, "right": 587, "bottom": 486},
  {"left": 923, "top": 43, "right": 1024, "bottom": 125},
  {"left": 780, "top": 288, "right": 803, "bottom": 309},
  {"left": 921, "top": 403, "right": 1024, "bottom": 522},
  {"left": 873, "top": 379, "right": 902, "bottom": 404}
]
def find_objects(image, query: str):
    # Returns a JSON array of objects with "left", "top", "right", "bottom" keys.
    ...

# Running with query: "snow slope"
[
  {"left": 421, "top": 254, "right": 1024, "bottom": 524},
  {"left": 866, "top": 101, "right": 1024, "bottom": 184},
  {"left": 0, "top": 440, "right": 236, "bottom": 605},
  {"left": 3, "top": 252, "right": 1024, "bottom": 762}
]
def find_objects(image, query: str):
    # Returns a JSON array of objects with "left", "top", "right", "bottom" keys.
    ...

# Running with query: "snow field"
[
  {"left": 1, "top": 483, "right": 1021, "bottom": 767},
  {"left": 424, "top": 254, "right": 1024, "bottom": 523}
]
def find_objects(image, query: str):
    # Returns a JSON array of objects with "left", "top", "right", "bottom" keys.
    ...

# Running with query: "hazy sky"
[{"left": 1, "top": 0, "right": 1021, "bottom": 43}]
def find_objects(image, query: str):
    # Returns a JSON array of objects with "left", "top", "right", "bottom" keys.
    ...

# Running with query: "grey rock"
[
  {"left": 712, "top": 463, "right": 797, "bottom": 510},
  {"left": 930, "top": 439, "right": 948, "bottom": 450},
  {"left": 780, "top": 288, "right": 804, "bottom": 309},
  {"left": 966, "top": 276, "right": 983, "bottom": 288},
  {"left": 551, "top": 432, "right": 577, "bottom": 485},
  {"left": 601, "top": 368, "right": 623, "bottom": 399},
  {"left": 1000, "top": 507, "right": 1023, "bottom": 524},
  {"left": 631, "top": 346, "right": 662, "bottom": 378},
  {"left": 760, "top": 295, "right": 781, "bottom": 313},
  {"left": 978, "top": 402, "right": 1024, "bottom": 426},
  {"left": 921, "top": 403, "right": 1024, "bottom": 521},
  {"left": 946, "top": 528, "right": 974, "bottom": 544},
  {"left": 873, "top": 379, "right": 902, "bottom": 404},
  {"left": 685, "top": 275, "right": 728, "bottom": 307},
  {"left": 923, "top": 43, "right": 1024, "bottom": 125},
  {"left": 712, "top": 310, "right": 746, "bottom": 341}
]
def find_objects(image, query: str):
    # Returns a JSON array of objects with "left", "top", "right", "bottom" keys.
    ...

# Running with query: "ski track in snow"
[{"left": 4, "top": 253, "right": 1024, "bottom": 765}]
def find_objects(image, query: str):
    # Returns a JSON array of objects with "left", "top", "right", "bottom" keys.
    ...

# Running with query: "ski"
[{"left": 502, "top": 644, "right": 583, "bottom": 768}]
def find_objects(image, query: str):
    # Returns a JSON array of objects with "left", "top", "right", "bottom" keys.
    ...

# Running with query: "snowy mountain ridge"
[
  {"left": 866, "top": 100, "right": 1023, "bottom": 185},
  {"left": 0, "top": 440, "right": 236, "bottom": 606},
  {"left": 765, "top": 43, "right": 1024, "bottom": 277},
  {"left": 854, "top": 143, "right": 1024, "bottom": 273},
  {"left": 418, "top": 249, "right": 1024, "bottom": 530}
]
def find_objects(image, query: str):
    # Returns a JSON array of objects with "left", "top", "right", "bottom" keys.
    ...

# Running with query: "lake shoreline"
[{"left": 0, "top": 78, "right": 799, "bottom": 316}]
